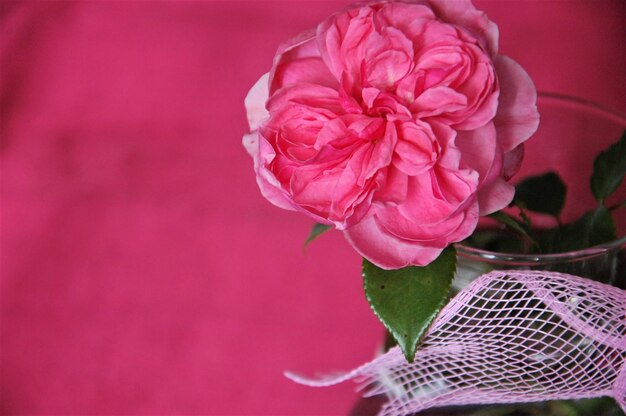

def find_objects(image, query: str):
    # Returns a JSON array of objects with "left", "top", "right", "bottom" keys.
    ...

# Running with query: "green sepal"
[
  {"left": 362, "top": 246, "right": 456, "bottom": 363},
  {"left": 303, "top": 223, "right": 332, "bottom": 249}
]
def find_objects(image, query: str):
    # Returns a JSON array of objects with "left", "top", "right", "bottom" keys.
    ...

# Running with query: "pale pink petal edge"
[
  {"left": 477, "top": 178, "right": 515, "bottom": 215},
  {"left": 344, "top": 215, "right": 445, "bottom": 269},
  {"left": 244, "top": 73, "right": 270, "bottom": 132},
  {"left": 494, "top": 55, "right": 540, "bottom": 152},
  {"left": 427, "top": 0, "right": 499, "bottom": 56},
  {"left": 344, "top": 202, "right": 479, "bottom": 270}
]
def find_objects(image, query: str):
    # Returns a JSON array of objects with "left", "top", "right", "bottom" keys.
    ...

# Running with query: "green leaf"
[
  {"left": 542, "top": 206, "right": 616, "bottom": 252},
  {"left": 303, "top": 223, "right": 331, "bottom": 249},
  {"left": 570, "top": 397, "right": 624, "bottom": 416},
  {"left": 585, "top": 206, "right": 617, "bottom": 247},
  {"left": 548, "top": 401, "right": 579, "bottom": 416},
  {"left": 515, "top": 172, "right": 567, "bottom": 216},
  {"left": 488, "top": 211, "right": 527, "bottom": 235},
  {"left": 590, "top": 130, "right": 626, "bottom": 202},
  {"left": 362, "top": 246, "right": 456, "bottom": 362},
  {"left": 488, "top": 211, "right": 539, "bottom": 248}
]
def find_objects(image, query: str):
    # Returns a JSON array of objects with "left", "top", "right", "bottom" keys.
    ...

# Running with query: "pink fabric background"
[{"left": 1, "top": 1, "right": 625, "bottom": 414}]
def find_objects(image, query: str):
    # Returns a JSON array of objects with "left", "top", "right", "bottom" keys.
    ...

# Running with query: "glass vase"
[{"left": 350, "top": 92, "right": 626, "bottom": 416}]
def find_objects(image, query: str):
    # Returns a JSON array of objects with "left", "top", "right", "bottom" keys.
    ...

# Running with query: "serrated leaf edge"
[{"left": 362, "top": 248, "right": 456, "bottom": 363}]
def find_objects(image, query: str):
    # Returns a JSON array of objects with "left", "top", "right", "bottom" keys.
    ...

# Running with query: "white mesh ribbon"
[{"left": 286, "top": 271, "right": 626, "bottom": 415}]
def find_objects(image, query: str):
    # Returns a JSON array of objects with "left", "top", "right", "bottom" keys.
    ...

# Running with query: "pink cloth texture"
[
  {"left": 287, "top": 270, "right": 626, "bottom": 415},
  {"left": 1, "top": 1, "right": 625, "bottom": 415}
]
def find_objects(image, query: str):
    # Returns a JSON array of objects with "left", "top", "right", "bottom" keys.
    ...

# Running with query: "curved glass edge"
[
  {"left": 455, "top": 93, "right": 626, "bottom": 267},
  {"left": 455, "top": 235, "right": 626, "bottom": 266},
  {"left": 537, "top": 91, "right": 626, "bottom": 125}
]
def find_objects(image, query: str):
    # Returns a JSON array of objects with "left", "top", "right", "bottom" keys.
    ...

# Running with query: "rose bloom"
[{"left": 244, "top": 0, "right": 539, "bottom": 269}]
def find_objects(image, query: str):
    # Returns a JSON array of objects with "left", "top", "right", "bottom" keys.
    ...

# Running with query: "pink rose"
[{"left": 244, "top": 0, "right": 539, "bottom": 269}]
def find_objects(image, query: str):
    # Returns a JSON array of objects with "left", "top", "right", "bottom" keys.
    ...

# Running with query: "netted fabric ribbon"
[{"left": 286, "top": 271, "right": 626, "bottom": 415}]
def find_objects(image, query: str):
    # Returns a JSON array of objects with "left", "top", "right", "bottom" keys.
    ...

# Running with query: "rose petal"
[
  {"left": 493, "top": 55, "right": 540, "bottom": 152},
  {"left": 244, "top": 0, "right": 538, "bottom": 269},
  {"left": 377, "top": 2, "right": 435, "bottom": 41},
  {"left": 502, "top": 144, "right": 525, "bottom": 181},
  {"left": 427, "top": 0, "right": 499, "bottom": 56},
  {"left": 245, "top": 132, "right": 299, "bottom": 212},
  {"left": 267, "top": 83, "right": 343, "bottom": 117},
  {"left": 375, "top": 166, "right": 408, "bottom": 205},
  {"left": 272, "top": 57, "right": 338, "bottom": 92},
  {"left": 317, "top": 6, "right": 373, "bottom": 80},
  {"left": 268, "top": 28, "right": 317, "bottom": 91},
  {"left": 453, "top": 62, "right": 498, "bottom": 130},
  {"left": 242, "top": 131, "right": 259, "bottom": 158},
  {"left": 393, "top": 120, "right": 442, "bottom": 175},
  {"left": 364, "top": 27, "right": 414, "bottom": 89},
  {"left": 244, "top": 73, "right": 270, "bottom": 131},
  {"left": 477, "top": 177, "right": 515, "bottom": 215},
  {"left": 413, "top": 86, "right": 468, "bottom": 119},
  {"left": 375, "top": 168, "right": 476, "bottom": 241},
  {"left": 344, "top": 214, "right": 446, "bottom": 269},
  {"left": 454, "top": 122, "right": 497, "bottom": 187},
  {"left": 345, "top": 199, "right": 479, "bottom": 269}
]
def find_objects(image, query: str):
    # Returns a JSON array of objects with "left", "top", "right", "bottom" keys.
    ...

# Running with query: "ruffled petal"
[
  {"left": 377, "top": 2, "right": 435, "bottom": 41},
  {"left": 345, "top": 199, "right": 479, "bottom": 269},
  {"left": 427, "top": 0, "right": 499, "bottom": 56},
  {"left": 455, "top": 122, "right": 498, "bottom": 188},
  {"left": 493, "top": 55, "right": 540, "bottom": 152},
  {"left": 344, "top": 214, "right": 445, "bottom": 269},
  {"left": 477, "top": 177, "right": 515, "bottom": 215},
  {"left": 502, "top": 144, "right": 524, "bottom": 181},
  {"left": 244, "top": 0, "right": 538, "bottom": 269},
  {"left": 270, "top": 33, "right": 339, "bottom": 94},
  {"left": 244, "top": 73, "right": 270, "bottom": 131},
  {"left": 245, "top": 132, "right": 298, "bottom": 212}
]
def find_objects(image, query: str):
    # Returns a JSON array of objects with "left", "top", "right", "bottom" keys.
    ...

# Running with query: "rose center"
[{"left": 360, "top": 87, "right": 411, "bottom": 121}]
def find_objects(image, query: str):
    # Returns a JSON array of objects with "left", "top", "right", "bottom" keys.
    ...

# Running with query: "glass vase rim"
[
  {"left": 455, "top": 91, "right": 626, "bottom": 266},
  {"left": 455, "top": 235, "right": 626, "bottom": 266},
  {"left": 536, "top": 90, "right": 626, "bottom": 121}
]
